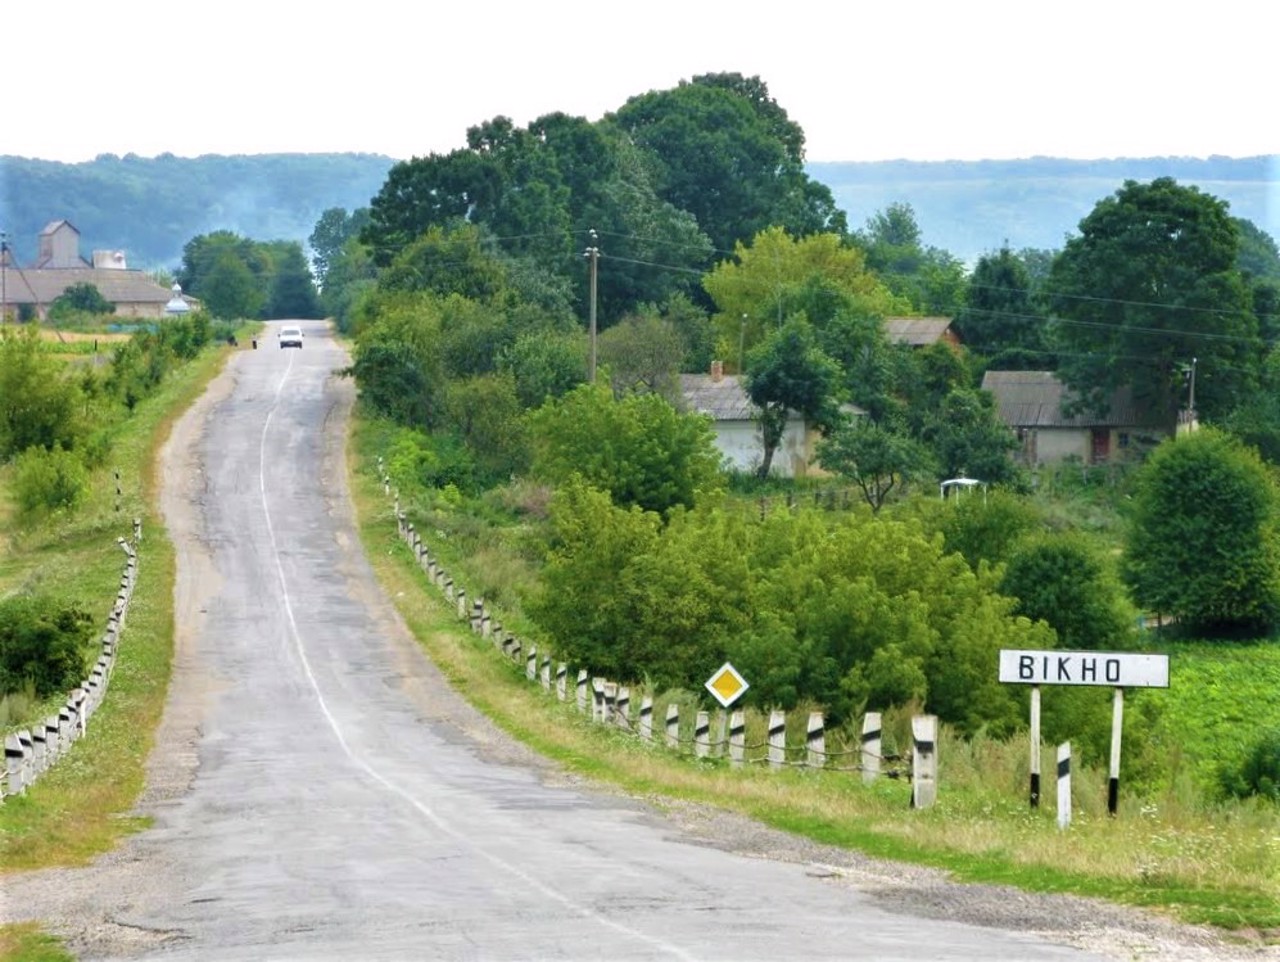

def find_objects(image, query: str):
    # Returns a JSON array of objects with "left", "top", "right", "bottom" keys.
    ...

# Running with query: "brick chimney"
[{"left": 710, "top": 360, "right": 723, "bottom": 382}]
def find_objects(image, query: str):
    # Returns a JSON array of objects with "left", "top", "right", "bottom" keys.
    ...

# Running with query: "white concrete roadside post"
[
  {"left": 911, "top": 715, "right": 938, "bottom": 809},
  {"left": 861, "top": 711, "right": 882, "bottom": 785}
]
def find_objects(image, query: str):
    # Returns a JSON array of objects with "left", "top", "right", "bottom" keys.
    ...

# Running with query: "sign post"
[
  {"left": 705, "top": 663, "right": 749, "bottom": 761},
  {"left": 999, "top": 649, "right": 1169, "bottom": 817},
  {"left": 1029, "top": 685, "right": 1041, "bottom": 809}
]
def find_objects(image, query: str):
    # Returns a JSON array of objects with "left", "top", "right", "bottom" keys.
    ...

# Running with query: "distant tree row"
[{"left": 176, "top": 232, "right": 322, "bottom": 321}]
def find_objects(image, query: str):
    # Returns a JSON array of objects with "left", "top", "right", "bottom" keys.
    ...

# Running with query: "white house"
[{"left": 681, "top": 362, "right": 847, "bottom": 477}]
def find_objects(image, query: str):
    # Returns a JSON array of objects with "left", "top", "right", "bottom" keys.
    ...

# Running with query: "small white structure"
[
  {"left": 940, "top": 476, "right": 987, "bottom": 501},
  {"left": 164, "top": 283, "right": 191, "bottom": 316}
]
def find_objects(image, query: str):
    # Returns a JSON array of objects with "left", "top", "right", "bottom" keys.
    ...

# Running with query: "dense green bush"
[
  {"left": 0, "top": 595, "right": 95, "bottom": 698},
  {"left": 529, "top": 488, "right": 1052, "bottom": 730},
  {"left": 0, "top": 325, "right": 87, "bottom": 459},
  {"left": 528, "top": 383, "right": 723, "bottom": 516},
  {"left": 1125, "top": 430, "right": 1280, "bottom": 635},
  {"left": 1221, "top": 728, "right": 1280, "bottom": 801},
  {"left": 12, "top": 444, "right": 87, "bottom": 518},
  {"left": 1000, "top": 534, "right": 1136, "bottom": 650}
]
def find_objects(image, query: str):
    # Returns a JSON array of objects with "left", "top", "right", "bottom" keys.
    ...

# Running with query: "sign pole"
[
  {"left": 1029, "top": 685, "right": 1041, "bottom": 809},
  {"left": 1107, "top": 687, "right": 1124, "bottom": 816}
]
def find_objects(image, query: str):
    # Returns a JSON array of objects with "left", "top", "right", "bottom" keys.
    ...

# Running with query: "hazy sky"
[{"left": 9, "top": 0, "right": 1276, "bottom": 164}]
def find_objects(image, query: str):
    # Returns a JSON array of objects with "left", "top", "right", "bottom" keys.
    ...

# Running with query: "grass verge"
[
  {"left": 348, "top": 414, "right": 1280, "bottom": 938},
  {"left": 0, "top": 340, "right": 240, "bottom": 960}
]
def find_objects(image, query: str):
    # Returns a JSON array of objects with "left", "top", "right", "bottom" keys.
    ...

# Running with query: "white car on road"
[{"left": 278, "top": 326, "right": 304, "bottom": 349}]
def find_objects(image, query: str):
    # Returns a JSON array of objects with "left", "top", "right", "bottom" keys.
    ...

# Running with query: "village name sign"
[
  {"left": 999, "top": 648, "right": 1170, "bottom": 819},
  {"left": 998, "top": 650, "right": 1169, "bottom": 689}
]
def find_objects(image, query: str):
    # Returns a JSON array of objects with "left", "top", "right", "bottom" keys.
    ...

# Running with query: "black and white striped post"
[
  {"left": 639, "top": 696, "right": 653, "bottom": 742},
  {"left": 1030, "top": 685, "right": 1042, "bottom": 809},
  {"left": 556, "top": 663, "right": 568, "bottom": 701},
  {"left": 616, "top": 687, "right": 630, "bottom": 730},
  {"left": 1108, "top": 688, "right": 1123, "bottom": 816},
  {"left": 767, "top": 710, "right": 786, "bottom": 770},
  {"left": 603, "top": 683, "right": 617, "bottom": 724},
  {"left": 806, "top": 711, "right": 825, "bottom": 770},
  {"left": 911, "top": 715, "right": 938, "bottom": 809},
  {"left": 1057, "top": 741, "right": 1072, "bottom": 830},
  {"left": 526, "top": 646, "right": 538, "bottom": 682},
  {"left": 592, "top": 678, "right": 605, "bottom": 723},
  {"left": 729, "top": 711, "right": 745, "bottom": 769},
  {"left": 694, "top": 711, "right": 710, "bottom": 759},
  {"left": 576, "top": 669, "right": 589, "bottom": 712},
  {"left": 541, "top": 656, "right": 552, "bottom": 691},
  {"left": 861, "top": 711, "right": 882, "bottom": 784},
  {"left": 665, "top": 703, "right": 680, "bottom": 750}
]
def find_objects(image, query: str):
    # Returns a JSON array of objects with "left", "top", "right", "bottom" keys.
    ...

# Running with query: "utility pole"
[
  {"left": 1, "top": 229, "right": 7, "bottom": 326},
  {"left": 584, "top": 229, "right": 599, "bottom": 382},
  {"left": 1188, "top": 356, "right": 1197, "bottom": 415}
]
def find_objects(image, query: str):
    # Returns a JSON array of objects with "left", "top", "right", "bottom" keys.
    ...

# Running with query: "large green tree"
[
  {"left": 611, "top": 77, "right": 846, "bottom": 254},
  {"left": 743, "top": 316, "right": 843, "bottom": 478},
  {"left": 856, "top": 203, "right": 967, "bottom": 315},
  {"left": 361, "top": 113, "right": 711, "bottom": 323},
  {"left": 817, "top": 418, "right": 935, "bottom": 512},
  {"left": 955, "top": 245, "right": 1051, "bottom": 364},
  {"left": 1048, "top": 178, "right": 1260, "bottom": 421},
  {"left": 308, "top": 206, "right": 371, "bottom": 290},
  {"left": 702, "top": 227, "right": 902, "bottom": 366},
  {"left": 1124, "top": 429, "right": 1280, "bottom": 635},
  {"left": 266, "top": 242, "right": 322, "bottom": 319}
]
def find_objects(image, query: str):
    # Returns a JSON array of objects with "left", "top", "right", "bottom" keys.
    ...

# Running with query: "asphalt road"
[{"left": 24, "top": 323, "right": 1113, "bottom": 960}]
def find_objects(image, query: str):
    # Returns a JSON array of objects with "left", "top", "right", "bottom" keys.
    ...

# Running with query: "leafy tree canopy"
[
  {"left": 955, "top": 245, "right": 1051, "bottom": 362},
  {"left": 611, "top": 76, "right": 846, "bottom": 253},
  {"left": 1124, "top": 429, "right": 1280, "bottom": 636},
  {"left": 528, "top": 382, "right": 723, "bottom": 516},
  {"left": 1048, "top": 178, "right": 1260, "bottom": 421},
  {"left": 702, "top": 227, "right": 902, "bottom": 366},
  {"left": 743, "top": 315, "right": 843, "bottom": 478}
]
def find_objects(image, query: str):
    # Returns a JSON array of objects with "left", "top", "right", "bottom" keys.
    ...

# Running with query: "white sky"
[{"left": 7, "top": 0, "right": 1277, "bottom": 164}]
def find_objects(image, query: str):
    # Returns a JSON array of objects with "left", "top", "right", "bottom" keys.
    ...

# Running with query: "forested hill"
[
  {"left": 0, "top": 153, "right": 395, "bottom": 268},
  {"left": 812, "top": 156, "right": 1280, "bottom": 263},
  {"left": 1, "top": 152, "right": 1275, "bottom": 269}
]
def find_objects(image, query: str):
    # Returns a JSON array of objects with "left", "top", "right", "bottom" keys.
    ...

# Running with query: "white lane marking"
[{"left": 256, "top": 348, "right": 697, "bottom": 961}]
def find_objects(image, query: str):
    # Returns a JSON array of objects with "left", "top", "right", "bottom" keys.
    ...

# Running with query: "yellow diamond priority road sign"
[{"left": 705, "top": 662, "right": 749, "bottom": 708}]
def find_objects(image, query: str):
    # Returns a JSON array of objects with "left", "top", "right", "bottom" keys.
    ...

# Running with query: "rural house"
[
  {"left": 883, "top": 316, "right": 960, "bottom": 349},
  {"left": 0, "top": 220, "right": 184, "bottom": 321},
  {"left": 680, "top": 362, "right": 861, "bottom": 477},
  {"left": 981, "top": 370, "right": 1172, "bottom": 465}
]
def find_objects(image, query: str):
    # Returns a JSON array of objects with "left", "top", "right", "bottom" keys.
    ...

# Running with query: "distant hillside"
[
  {"left": 2, "top": 153, "right": 1275, "bottom": 272},
  {"left": 0, "top": 153, "right": 395, "bottom": 269},
  {"left": 809, "top": 156, "right": 1280, "bottom": 264}
]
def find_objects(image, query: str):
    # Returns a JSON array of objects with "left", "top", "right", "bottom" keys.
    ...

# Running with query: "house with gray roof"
[
  {"left": 883, "top": 316, "right": 960, "bottom": 349},
  {"left": 0, "top": 221, "right": 186, "bottom": 321},
  {"left": 981, "top": 370, "right": 1173, "bottom": 465},
  {"left": 681, "top": 362, "right": 862, "bottom": 477}
]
